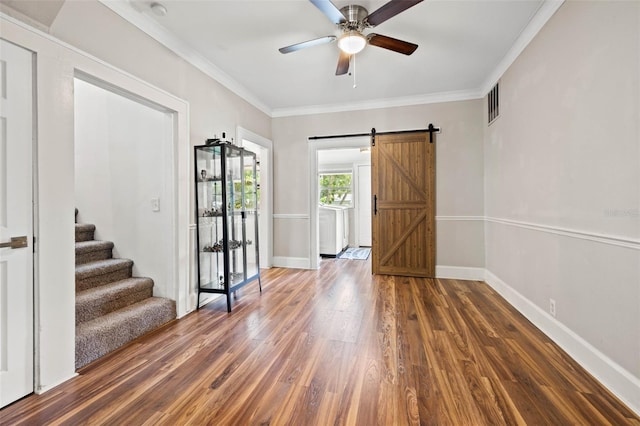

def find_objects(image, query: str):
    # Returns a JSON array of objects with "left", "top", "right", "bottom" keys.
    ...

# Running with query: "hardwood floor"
[{"left": 2, "top": 259, "right": 638, "bottom": 425}]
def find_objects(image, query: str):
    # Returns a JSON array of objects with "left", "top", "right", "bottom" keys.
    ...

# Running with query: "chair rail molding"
[{"left": 485, "top": 216, "right": 640, "bottom": 250}]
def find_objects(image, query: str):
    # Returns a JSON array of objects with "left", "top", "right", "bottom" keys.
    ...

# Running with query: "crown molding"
[
  {"left": 98, "top": 0, "right": 563, "bottom": 118},
  {"left": 271, "top": 89, "right": 484, "bottom": 118},
  {"left": 480, "top": 0, "right": 565, "bottom": 96},
  {"left": 97, "top": 0, "right": 272, "bottom": 117}
]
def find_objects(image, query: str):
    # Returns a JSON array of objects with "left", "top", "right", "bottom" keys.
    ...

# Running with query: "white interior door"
[
  {"left": 0, "top": 40, "right": 34, "bottom": 408},
  {"left": 357, "top": 164, "right": 372, "bottom": 246}
]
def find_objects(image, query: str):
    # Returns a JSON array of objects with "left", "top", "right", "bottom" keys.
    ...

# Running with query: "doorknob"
[{"left": 0, "top": 236, "right": 28, "bottom": 249}]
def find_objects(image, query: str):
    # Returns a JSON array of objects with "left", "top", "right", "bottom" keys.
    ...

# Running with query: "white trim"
[
  {"left": 36, "top": 373, "right": 78, "bottom": 394},
  {"left": 273, "top": 213, "right": 309, "bottom": 220},
  {"left": 436, "top": 215, "right": 640, "bottom": 250},
  {"left": 484, "top": 270, "right": 640, "bottom": 417},
  {"left": 97, "top": 0, "right": 271, "bottom": 116},
  {"left": 436, "top": 266, "right": 485, "bottom": 281},
  {"left": 480, "top": 0, "right": 565, "bottom": 96},
  {"left": 272, "top": 89, "right": 483, "bottom": 118},
  {"left": 272, "top": 256, "right": 310, "bottom": 269},
  {"left": 486, "top": 216, "right": 640, "bottom": 250}
]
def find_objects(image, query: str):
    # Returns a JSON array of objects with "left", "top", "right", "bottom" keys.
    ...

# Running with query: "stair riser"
[
  {"left": 76, "top": 230, "right": 95, "bottom": 242},
  {"left": 76, "top": 248, "right": 113, "bottom": 265},
  {"left": 76, "top": 267, "right": 132, "bottom": 292},
  {"left": 76, "top": 287, "right": 153, "bottom": 324},
  {"left": 75, "top": 299, "right": 176, "bottom": 369}
]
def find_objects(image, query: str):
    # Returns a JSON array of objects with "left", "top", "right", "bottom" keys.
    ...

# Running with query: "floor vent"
[{"left": 488, "top": 82, "right": 499, "bottom": 124}]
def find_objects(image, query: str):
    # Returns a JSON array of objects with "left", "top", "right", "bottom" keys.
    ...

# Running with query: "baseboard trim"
[
  {"left": 436, "top": 265, "right": 485, "bottom": 281},
  {"left": 484, "top": 269, "right": 640, "bottom": 416},
  {"left": 272, "top": 256, "right": 311, "bottom": 269},
  {"left": 37, "top": 373, "right": 78, "bottom": 394}
]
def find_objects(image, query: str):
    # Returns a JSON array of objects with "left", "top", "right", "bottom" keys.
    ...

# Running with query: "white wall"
[
  {"left": 484, "top": 1, "right": 640, "bottom": 412},
  {"left": 74, "top": 78, "right": 173, "bottom": 298}
]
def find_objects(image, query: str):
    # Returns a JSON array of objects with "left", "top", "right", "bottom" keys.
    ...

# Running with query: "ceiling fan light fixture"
[{"left": 338, "top": 31, "right": 366, "bottom": 54}]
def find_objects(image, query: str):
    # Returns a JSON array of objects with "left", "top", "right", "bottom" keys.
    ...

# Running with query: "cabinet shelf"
[{"left": 194, "top": 142, "right": 261, "bottom": 312}]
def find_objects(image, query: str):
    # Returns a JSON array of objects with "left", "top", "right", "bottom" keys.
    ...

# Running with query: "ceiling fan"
[{"left": 279, "top": 0, "right": 423, "bottom": 76}]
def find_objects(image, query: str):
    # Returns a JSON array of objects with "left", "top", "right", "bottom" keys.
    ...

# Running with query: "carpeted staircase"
[{"left": 75, "top": 210, "right": 176, "bottom": 369}]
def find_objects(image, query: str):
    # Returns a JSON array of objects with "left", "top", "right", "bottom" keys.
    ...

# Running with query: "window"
[{"left": 319, "top": 172, "right": 353, "bottom": 207}]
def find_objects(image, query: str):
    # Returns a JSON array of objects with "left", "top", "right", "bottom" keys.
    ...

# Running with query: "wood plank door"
[{"left": 371, "top": 131, "right": 435, "bottom": 277}]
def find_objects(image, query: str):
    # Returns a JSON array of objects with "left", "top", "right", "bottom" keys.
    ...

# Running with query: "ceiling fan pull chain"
[{"left": 353, "top": 54, "right": 357, "bottom": 88}]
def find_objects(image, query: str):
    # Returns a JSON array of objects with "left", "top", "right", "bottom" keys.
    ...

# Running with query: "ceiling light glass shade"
[{"left": 338, "top": 32, "right": 366, "bottom": 54}]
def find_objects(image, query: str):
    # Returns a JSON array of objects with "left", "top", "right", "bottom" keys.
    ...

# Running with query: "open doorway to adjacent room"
[
  {"left": 238, "top": 127, "right": 273, "bottom": 268},
  {"left": 309, "top": 137, "right": 371, "bottom": 269}
]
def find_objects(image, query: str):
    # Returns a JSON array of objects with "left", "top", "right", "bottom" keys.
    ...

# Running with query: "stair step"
[
  {"left": 75, "top": 297, "right": 176, "bottom": 369},
  {"left": 76, "top": 258, "right": 133, "bottom": 292},
  {"left": 76, "top": 277, "right": 154, "bottom": 324},
  {"left": 75, "top": 223, "right": 96, "bottom": 242},
  {"left": 76, "top": 240, "right": 114, "bottom": 265}
]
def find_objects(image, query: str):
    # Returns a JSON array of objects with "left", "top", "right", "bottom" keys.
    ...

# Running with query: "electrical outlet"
[
  {"left": 549, "top": 298, "right": 556, "bottom": 318},
  {"left": 151, "top": 197, "right": 160, "bottom": 212}
]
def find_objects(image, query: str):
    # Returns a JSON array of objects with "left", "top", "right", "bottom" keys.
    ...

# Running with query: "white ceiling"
[{"left": 101, "top": 0, "right": 556, "bottom": 116}]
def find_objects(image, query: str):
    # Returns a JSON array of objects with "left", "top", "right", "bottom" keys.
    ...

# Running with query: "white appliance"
[{"left": 319, "top": 205, "right": 350, "bottom": 256}]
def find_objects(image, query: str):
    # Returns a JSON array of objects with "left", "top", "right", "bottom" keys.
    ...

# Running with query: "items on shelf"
[
  {"left": 202, "top": 239, "right": 252, "bottom": 252},
  {"left": 199, "top": 169, "right": 222, "bottom": 182},
  {"left": 202, "top": 207, "right": 223, "bottom": 217}
]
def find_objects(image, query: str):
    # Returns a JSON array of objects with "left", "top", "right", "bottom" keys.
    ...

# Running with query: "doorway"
[
  {"left": 238, "top": 127, "right": 273, "bottom": 268},
  {"left": 308, "top": 136, "right": 370, "bottom": 269},
  {"left": 74, "top": 77, "right": 176, "bottom": 301}
]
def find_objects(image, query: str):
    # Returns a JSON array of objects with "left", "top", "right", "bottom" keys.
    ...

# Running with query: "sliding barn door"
[{"left": 371, "top": 131, "right": 435, "bottom": 277}]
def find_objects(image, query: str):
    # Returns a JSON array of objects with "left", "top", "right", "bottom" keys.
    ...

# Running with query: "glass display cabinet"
[{"left": 194, "top": 142, "right": 261, "bottom": 312}]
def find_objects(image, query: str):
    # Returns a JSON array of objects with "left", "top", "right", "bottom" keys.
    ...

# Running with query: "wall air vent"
[{"left": 488, "top": 82, "right": 499, "bottom": 124}]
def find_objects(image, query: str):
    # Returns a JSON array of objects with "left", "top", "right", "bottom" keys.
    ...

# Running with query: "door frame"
[
  {"left": 237, "top": 126, "right": 273, "bottom": 268},
  {"left": 308, "top": 136, "right": 370, "bottom": 269},
  {"left": 355, "top": 163, "right": 372, "bottom": 247}
]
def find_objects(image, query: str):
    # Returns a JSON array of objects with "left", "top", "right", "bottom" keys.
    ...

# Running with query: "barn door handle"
[
  {"left": 374, "top": 195, "right": 377, "bottom": 215},
  {"left": 0, "top": 236, "right": 28, "bottom": 249}
]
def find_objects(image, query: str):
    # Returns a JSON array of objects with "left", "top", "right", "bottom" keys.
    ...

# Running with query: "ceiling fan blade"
[
  {"left": 279, "top": 36, "right": 337, "bottom": 54},
  {"left": 367, "top": 33, "right": 418, "bottom": 55},
  {"left": 365, "top": 0, "right": 423, "bottom": 27},
  {"left": 336, "top": 51, "right": 351, "bottom": 75},
  {"left": 309, "top": 0, "right": 346, "bottom": 24}
]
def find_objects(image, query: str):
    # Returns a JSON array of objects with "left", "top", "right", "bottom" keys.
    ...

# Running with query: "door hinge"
[{"left": 371, "top": 127, "right": 376, "bottom": 147}]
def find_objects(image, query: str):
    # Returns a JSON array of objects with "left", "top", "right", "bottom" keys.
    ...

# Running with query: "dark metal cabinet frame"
[{"left": 194, "top": 142, "right": 261, "bottom": 312}]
